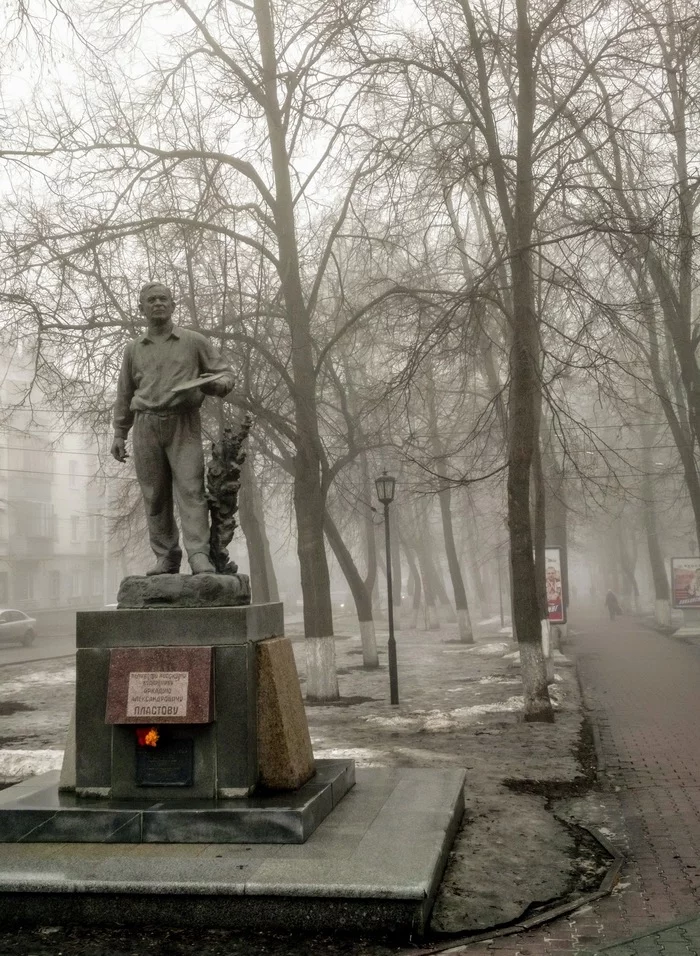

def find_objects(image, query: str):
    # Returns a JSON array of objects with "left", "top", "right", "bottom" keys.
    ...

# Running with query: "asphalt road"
[{"left": 0, "top": 630, "right": 75, "bottom": 667}]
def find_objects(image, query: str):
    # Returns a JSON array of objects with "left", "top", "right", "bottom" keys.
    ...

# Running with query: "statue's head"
[{"left": 139, "top": 282, "right": 175, "bottom": 325}]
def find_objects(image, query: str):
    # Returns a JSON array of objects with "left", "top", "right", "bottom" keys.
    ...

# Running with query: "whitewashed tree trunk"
[
  {"left": 541, "top": 618, "right": 555, "bottom": 685},
  {"left": 457, "top": 607, "right": 473, "bottom": 644},
  {"left": 305, "top": 636, "right": 339, "bottom": 701},
  {"left": 520, "top": 639, "right": 552, "bottom": 720},
  {"left": 359, "top": 620, "right": 379, "bottom": 668},
  {"left": 655, "top": 599, "right": 671, "bottom": 627}
]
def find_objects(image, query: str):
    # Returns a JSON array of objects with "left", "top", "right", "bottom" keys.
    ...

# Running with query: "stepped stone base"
[
  {"left": 0, "top": 767, "right": 465, "bottom": 937},
  {"left": 117, "top": 573, "right": 251, "bottom": 608},
  {"left": 0, "top": 761, "right": 353, "bottom": 845}
]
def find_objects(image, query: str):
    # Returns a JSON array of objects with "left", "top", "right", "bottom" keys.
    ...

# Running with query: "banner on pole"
[
  {"left": 671, "top": 557, "right": 700, "bottom": 609},
  {"left": 545, "top": 546, "right": 566, "bottom": 624}
]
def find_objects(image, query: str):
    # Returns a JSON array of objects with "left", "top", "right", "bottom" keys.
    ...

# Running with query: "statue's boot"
[
  {"left": 190, "top": 552, "right": 216, "bottom": 574},
  {"left": 145, "top": 558, "right": 181, "bottom": 575}
]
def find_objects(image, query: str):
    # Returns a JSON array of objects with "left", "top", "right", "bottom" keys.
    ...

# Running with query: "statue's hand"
[
  {"left": 201, "top": 376, "right": 234, "bottom": 398},
  {"left": 111, "top": 437, "right": 129, "bottom": 463}
]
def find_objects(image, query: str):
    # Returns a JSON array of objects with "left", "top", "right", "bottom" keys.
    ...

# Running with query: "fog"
[{"left": 0, "top": 0, "right": 696, "bottom": 708}]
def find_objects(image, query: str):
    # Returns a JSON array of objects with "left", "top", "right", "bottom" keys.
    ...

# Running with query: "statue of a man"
[{"left": 110, "top": 282, "right": 235, "bottom": 575}]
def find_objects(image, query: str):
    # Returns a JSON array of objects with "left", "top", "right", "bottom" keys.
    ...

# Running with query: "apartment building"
[{"left": 0, "top": 343, "right": 140, "bottom": 619}]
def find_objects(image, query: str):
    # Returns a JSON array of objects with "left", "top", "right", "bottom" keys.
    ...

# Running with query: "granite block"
[
  {"left": 214, "top": 644, "right": 257, "bottom": 795},
  {"left": 75, "top": 648, "right": 112, "bottom": 791},
  {"left": 256, "top": 637, "right": 314, "bottom": 790},
  {"left": 117, "top": 573, "right": 251, "bottom": 609},
  {"left": 0, "top": 760, "right": 354, "bottom": 845},
  {"left": 111, "top": 724, "right": 217, "bottom": 801},
  {"left": 0, "top": 810, "right": 58, "bottom": 843},
  {"left": 59, "top": 706, "right": 76, "bottom": 791},
  {"left": 77, "top": 604, "right": 284, "bottom": 649},
  {"left": 105, "top": 646, "right": 212, "bottom": 724},
  {"left": 141, "top": 808, "right": 307, "bottom": 844}
]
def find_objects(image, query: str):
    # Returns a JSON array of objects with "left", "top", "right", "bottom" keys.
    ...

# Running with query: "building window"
[
  {"left": 15, "top": 573, "right": 34, "bottom": 603},
  {"left": 67, "top": 571, "right": 82, "bottom": 598},
  {"left": 31, "top": 503, "right": 54, "bottom": 539},
  {"left": 49, "top": 571, "right": 60, "bottom": 601},
  {"left": 71, "top": 516, "right": 80, "bottom": 543},
  {"left": 88, "top": 515, "right": 103, "bottom": 542}
]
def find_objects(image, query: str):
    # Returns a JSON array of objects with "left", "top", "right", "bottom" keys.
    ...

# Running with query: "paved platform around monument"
[
  {"left": 0, "top": 766, "right": 465, "bottom": 937},
  {"left": 0, "top": 760, "right": 354, "bottom": 844}
]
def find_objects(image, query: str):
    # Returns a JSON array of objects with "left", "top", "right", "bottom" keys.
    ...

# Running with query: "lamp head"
[{"left": 375, "top": 470, "right": 396, "bottom": 505}]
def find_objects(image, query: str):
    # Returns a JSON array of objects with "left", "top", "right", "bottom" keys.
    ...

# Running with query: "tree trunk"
[
  {"left": 617, "top": 526, "right": 640, "bottom": 612},
  {"left": 324, "top": 510, "right": 379, "bottom": 668},
  {"left": 641, "top": 477, "right": 671, "bottom": 626},
  {"left": 238, "top": 454, "right": 279, "bottom": 604},
  {"left": 506, "top": 0, "right": 553, "bottom": 721},
  {"left": 390, "top": 504, "right": 402, "bottom": 629},
  {"left": 531, "top": 430, "right": 547, "bottom": 622},
  {"left": 426, "top": 370, "right": 474, "bottom": 642},
  {"left": 254, "top": 0, "right": 337, "bottom": 699},
  {"left": 402, "top": 539, "right": 422, "bottom": 629},
  {"left": 360, "top": 450, "right": 378, "bottom": 596}
]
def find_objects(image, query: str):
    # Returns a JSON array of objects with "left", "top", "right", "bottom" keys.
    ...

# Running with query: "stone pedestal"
[
  {"left": 6, "top": 602, "right": 351, "bottom": 844},
  {"left": 65, "top": 604, "right": 285, "bottom": 800}
]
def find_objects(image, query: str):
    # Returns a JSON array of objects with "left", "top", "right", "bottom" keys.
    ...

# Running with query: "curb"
[{"left": 574, "top": 653, "right": 607, "bottom": 777}]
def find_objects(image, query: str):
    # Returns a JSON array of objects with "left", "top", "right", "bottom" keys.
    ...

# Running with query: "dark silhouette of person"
[{"left": 605, "top": 589, "right": 622, "bottom": 620}]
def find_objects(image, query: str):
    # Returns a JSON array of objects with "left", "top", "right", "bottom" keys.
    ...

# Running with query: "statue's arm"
[
  {"left": 198, "top": 337, "right": 235, "bottom": 397},
  {"left": 111, "top": 344, "right": 136, "bottom": 462}
]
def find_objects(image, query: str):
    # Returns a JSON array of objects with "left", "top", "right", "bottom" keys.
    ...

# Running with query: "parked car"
[{"left": 0, "top": 610, "right": 38, "bottom": 646}]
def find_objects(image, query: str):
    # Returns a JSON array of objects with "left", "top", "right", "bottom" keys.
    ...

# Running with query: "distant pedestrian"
[{"left": 605, "top": 589, "right": 623, "bottom": 620}]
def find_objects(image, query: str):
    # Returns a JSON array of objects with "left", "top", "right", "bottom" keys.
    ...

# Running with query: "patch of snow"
[
  {"left": 452, "top": 696, "right": 524, "bottom": 716},
  {"left": 0, "top": 748, "right": 63, "bottom": 780},
  {"left": 311, "top": 746, "right": 387, "bottom": 767},
  {"left": 422, "top": 714, "right": 458, "bottom": 731},
  {"left": 478, "top": 676, "right": 520, "bottom": 685},
  {"left": 477, "top": 616, "right": 509, "bottom": 627},
  {"left": 0, "top": 666, "right": 75, "bottom": 698},
  {"left": 470, "top": 642, "right": 510, "bottom": 656},
  {"left": 363, "top": 714, "right": 418, "bottom": 728}
]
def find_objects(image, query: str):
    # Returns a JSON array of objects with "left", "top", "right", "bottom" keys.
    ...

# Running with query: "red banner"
[
  {"left": 545, "top": 547, "right": 565, "bottom": 624},
  {"left": 671, "top": 557, "right": 700, "bottom": 609}
]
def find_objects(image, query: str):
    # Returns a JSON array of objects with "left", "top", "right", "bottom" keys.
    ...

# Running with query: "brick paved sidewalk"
[
  {"left": 584, "top": 914, "right": 700, "bottom": 954},
  {"left": 449, "top": 612, "right": 700, "bottom": 956}
]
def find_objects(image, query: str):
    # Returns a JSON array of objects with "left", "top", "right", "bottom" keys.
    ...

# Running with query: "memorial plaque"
[
  {"left": 135, "top": 738, "right": 194, "bottom": 787},
  {"left": 127, "top": 671, "right": 189, "bottom": 719},
  {"left": 105, "top": 646, "right": 213, "bottom": 724}
]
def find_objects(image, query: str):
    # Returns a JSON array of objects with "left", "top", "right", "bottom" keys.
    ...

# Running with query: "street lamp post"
[{"left": 375, "top": 471, "right": 399, "bottom": 706}]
